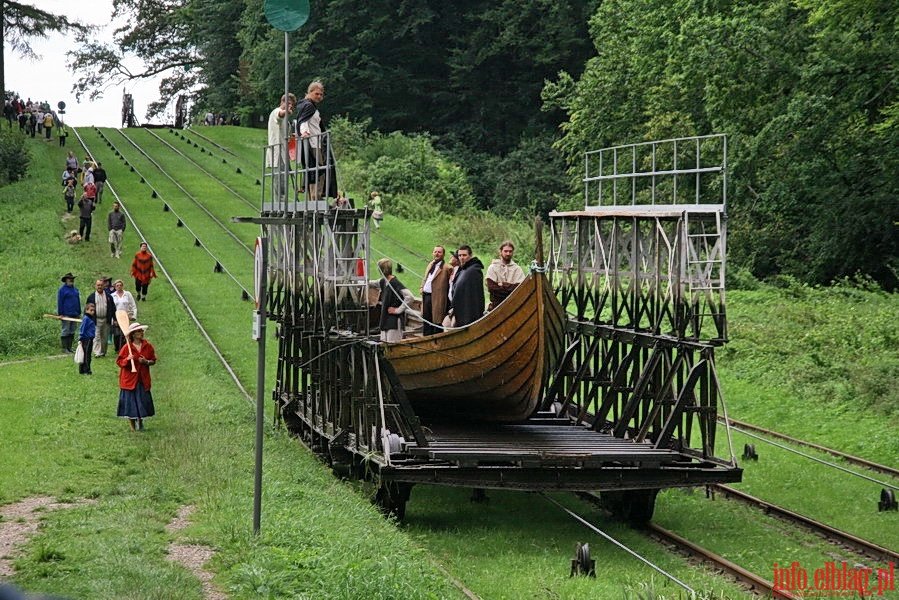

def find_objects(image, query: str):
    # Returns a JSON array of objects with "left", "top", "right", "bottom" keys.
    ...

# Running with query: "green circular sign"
[{"left": 264, "top": 0, "right": 310, "bottom": 32}]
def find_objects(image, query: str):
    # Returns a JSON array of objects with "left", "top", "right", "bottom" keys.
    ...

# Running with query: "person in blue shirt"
[
  {"left": 78, "top": 302, "right": 96, "bottom": 375},
  {"left": 57, "top": 272, "right": 81, "bottom": 353}
]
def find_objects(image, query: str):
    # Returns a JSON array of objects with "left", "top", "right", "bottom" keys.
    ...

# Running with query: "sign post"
[{"left": 253, "top": 0, "right": 311, "bottom": 536}]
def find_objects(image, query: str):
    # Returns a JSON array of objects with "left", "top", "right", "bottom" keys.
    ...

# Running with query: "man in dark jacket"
[
  {"left": 451, "top": 245, "right": 485, "bottom": 327},
  {"left": 57, "top": 273, "right": 81, "bottom": 353},
  {"left": 93, "top": 163, "right": 107, "bottom": 204}
]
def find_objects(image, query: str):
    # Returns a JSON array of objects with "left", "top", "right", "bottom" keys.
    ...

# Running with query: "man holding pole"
[{"left": 57, "top": 273, "right": 81, "bottom": 353}]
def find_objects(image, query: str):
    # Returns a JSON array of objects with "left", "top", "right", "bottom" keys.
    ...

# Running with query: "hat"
[
  {"left": 88, "top": 167, "right": 93, "bottom": 172},
  {"left": 127, "top": 323, "right": 148, "bottom": 335},
  {"left": 61, "top": 272, "right": 76, "bottom": 282}
]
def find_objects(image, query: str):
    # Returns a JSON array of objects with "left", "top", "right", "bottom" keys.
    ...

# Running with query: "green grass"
[{"left": 1, "top": 134, "right": 460, "bottom": 599}]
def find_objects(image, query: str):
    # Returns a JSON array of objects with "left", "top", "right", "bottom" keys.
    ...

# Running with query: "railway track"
[
  {"left": 712, "top": 484, "right": 899, "bottom": 566},
  {"left": 563, "top": 492, "right": 794, "bottom": 598},
  {"left": 88, "top": 127, "right": 255, "bottom": 299},
  {"left": 72, "top": 127, "right": 255, "bottom": 403},
  {"left": 722, "top": 416, "right": 899, "bottom": 479}
]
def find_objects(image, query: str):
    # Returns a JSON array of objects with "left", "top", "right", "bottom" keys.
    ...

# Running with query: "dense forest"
[{"left": 36, "top": 0, "right": 899, "bottom": 289}]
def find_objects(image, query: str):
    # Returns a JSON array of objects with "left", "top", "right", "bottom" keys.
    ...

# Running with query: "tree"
[
  {"left": 1, "top": 1, "right": 81, "bottom": 100},
  {"left": 548, "top": 0, "right": 899, "bottom": 289},
  {"left": 67, "top": 0, "right": 201, "bottom": 121}
]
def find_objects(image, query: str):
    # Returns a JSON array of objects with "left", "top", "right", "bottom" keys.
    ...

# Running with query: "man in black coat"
[{"left": 451, "top": 245, "right": 485, "bottom": 327}]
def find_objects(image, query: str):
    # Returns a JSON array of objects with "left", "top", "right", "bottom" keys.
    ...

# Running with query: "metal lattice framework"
[{"left": 547, "top": 134, "right": 732, "bottom": 458}]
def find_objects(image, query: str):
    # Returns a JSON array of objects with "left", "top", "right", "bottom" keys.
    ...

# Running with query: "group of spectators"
[
  {"left": 376, "top": 241, "right": 526, "bottom": 341},
  {"left": 3, "top": 97, "right": 66, "bottom": 143},
  {"left": 62, "top": 151, "right": 117, "bottom": 251},
  {"left": 203, "top": 111, "right": 240, "bottom": 126},
  {"left": 54, "top": 143, "right": 160, "bottom": 430},
  {"left": 56, "top": 273, "right": 157, "bottom": 431}
]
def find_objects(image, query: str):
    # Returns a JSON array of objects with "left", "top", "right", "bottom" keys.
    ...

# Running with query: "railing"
[{"left": 584, "top": 134, "right": 727, "bottom": 209}]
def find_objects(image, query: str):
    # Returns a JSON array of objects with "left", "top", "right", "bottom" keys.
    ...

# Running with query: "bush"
[
  {"left": 329, "top": 119, "right": 476, "bottom": 219},
  {"left": 0, "top": 128, "right": 29, "bottom": 186}
]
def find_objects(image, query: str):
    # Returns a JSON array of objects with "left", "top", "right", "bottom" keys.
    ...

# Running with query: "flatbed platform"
[{"left": 384, "top": 418, "right": 742, "bottom": 492}]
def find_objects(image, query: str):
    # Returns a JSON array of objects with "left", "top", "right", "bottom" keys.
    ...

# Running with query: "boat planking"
[{"left": 382, "top": 267, "right": 566, "bottom": 423}]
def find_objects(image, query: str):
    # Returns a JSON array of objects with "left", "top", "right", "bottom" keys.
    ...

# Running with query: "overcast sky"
[{"left": 5, "top": 0, "right": 165, "bottom": 127}]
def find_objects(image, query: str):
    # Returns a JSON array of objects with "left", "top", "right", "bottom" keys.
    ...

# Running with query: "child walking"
[{"left": 78, "top": 302, "right": 96, "bottom": 375}]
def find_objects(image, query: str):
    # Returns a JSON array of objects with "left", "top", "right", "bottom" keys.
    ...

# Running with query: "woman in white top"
[{"left": 111, "top": 279, "right": 137, "bottom": 352}]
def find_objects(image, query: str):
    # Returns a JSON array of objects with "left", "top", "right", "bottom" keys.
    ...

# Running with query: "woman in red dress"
[
  {"left": 130, "top": 241, "right": 158, "bottom": 301},
  {"left": 116, "top": 323, "right": 157, "bottom": 431}
]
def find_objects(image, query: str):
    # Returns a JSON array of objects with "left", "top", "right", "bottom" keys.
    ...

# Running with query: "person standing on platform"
[
  {"left": 296, "top": 81, "right": 339, "bottom": 201},
  {"left": 130, "top": 242, "right": 158, "bottom": 301},
  {"left": 450, "top": 245, "right": 485, "bottom": 327},
  {"left": 420, "top": 245, "right": 452, "bottom": 336},
  {"left": 266, "top": 93, "right": 296, "bottom": 201},
  {"left": 57, "top": 273, "right": 81, "bottom": 353},
  {"left": 116, "top": 323, "right": 157, "bottom": 432},
  {"left": 485, "top": 240, "right": 526, "bottom": 311}
]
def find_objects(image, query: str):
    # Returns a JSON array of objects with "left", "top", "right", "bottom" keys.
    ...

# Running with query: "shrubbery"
[
  {"left": 0, "top": 128, "right": 29, "bottom": 186},
  {"left": 330, "top": 118, "right": 474, "bottom": 219}
]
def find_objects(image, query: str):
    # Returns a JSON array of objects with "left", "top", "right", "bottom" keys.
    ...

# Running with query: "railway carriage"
[{"left": 249, "top": 132, "right": 742, "bottom": 521}]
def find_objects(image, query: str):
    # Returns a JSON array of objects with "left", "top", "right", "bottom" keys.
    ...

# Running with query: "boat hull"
[{"left": 382, "top": 272, "right": 565, "bottom": 422}]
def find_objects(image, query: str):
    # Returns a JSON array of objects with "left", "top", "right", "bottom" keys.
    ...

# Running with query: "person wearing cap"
[
  {"left": 116, "top": 322, "right": 157, "bottom": 432},
  {"left": 56, "top": 273, "right": 81, "bottom": 353}
]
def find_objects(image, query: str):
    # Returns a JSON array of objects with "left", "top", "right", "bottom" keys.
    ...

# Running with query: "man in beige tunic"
[{"left": 485, "top": 240, "right": 525, "bottom": 311}]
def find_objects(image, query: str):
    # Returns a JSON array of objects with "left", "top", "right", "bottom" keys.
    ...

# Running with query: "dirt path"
[
  {"left": 165, "top": 504, "right": 227, "bottom": 600},
  {"left": 1, "top": 498, "right": 226, "bottom": 599},
  {"left": 0, "top": 496, "right": 89, "bottom": 578}
]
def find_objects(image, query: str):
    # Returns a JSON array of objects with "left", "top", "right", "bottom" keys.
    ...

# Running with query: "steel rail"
[
  {"left": 180, "top": 127, "right": 249, "bottom": 163},
  {"left": 713, "top": 484, "right": 899, "bottom": 565},
  {"left": 575, "top": 492, "right": 797, "bottom": 598},
  {"left": 721, "top": 416, "right": 899, "bottom": 479},
  {"left": 112, "top": 127, "right": 253, "bottom": 254},
  {"left": 646, "top": 522, "right": 798, "bottom": 599},
  {"left": 75, "top": 128, "right": 254, "bottom": 405},
  {"left": 730, "top": 425, "right": 899, "bottom": 492},
  {"left": 89, "top": 128, "right": 254, "bottom": 299},
  {"left": 142, "top": 127, "right": 257, "bottom": 210},
  {"left": 543, "top": 493, "right": 696, "bottom": 594}
]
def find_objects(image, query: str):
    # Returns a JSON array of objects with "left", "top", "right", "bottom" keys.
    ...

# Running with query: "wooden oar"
[
  {"left": 115, "top": 310, "right": 138, "bottom": 373},
  {"left": 43, "top": 313, "right": 81, "bottom": 323}
]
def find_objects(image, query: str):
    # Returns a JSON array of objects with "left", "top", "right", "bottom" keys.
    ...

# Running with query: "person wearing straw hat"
[{"left": 116, "top": 322, "right": 157, "bottom": 431}]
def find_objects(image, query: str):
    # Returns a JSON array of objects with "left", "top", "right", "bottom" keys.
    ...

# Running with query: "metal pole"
[
  {"left": 282, "top": 32, "right": 290, "bottom": 203},
  {"left": 253, "top": 237, "right": 268, "bottom": 535}
]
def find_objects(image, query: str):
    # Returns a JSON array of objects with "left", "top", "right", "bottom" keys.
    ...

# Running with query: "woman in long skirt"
[{"left": 116, "top": 323, "right": 157, "bottom": 431}]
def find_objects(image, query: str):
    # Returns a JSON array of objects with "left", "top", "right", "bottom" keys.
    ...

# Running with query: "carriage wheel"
[
  {"left": 601, "top": 489, "right": 659, "bottom": 525},
  {"left": 375, "top": 482, "right": 413, "bottom": 520}
]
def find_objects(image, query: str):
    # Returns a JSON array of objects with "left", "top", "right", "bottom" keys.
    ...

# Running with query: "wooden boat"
[{"left": 382, "top": 266, "right": 566, "bottom": 423}]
